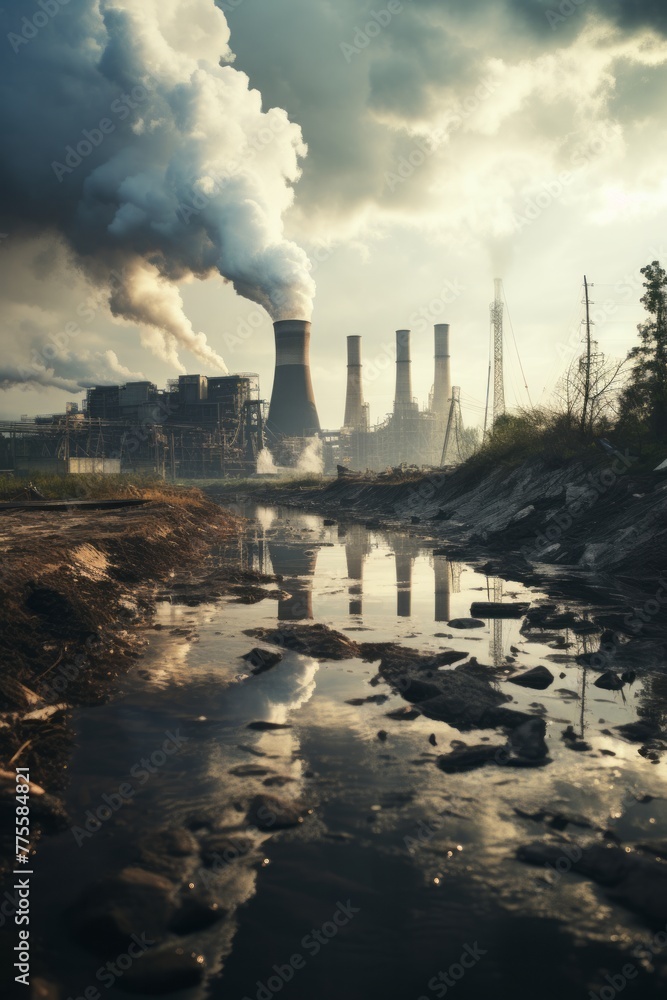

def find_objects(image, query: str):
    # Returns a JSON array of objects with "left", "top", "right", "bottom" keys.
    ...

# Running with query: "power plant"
[
  {"left": 1, "top": 281, "right": 507, "bottom": 477},
  {"left": 339, "top": 322, "right": 464, "bottom": 471},
  {"left": 267, "top": 320, "right": 320, "bottom": 438}
]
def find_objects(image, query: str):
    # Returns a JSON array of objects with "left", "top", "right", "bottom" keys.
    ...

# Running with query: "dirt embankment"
[
  {"left": 0, "top": 488, "right": 239, "bottom": 801},
  {"left": 222, "top": 453, "right": 667, "bottom": 618}
]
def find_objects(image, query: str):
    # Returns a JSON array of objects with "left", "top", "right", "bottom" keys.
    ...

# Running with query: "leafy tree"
[{"left": 619, "top": 261, "right": 667, "bottom": 440}]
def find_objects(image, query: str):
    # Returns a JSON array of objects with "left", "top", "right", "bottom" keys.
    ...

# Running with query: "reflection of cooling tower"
[
  {"left": 344, "top": 336, "right": 366, "bottom": 430},
  {"left": 434, "top": 553, "right": 451, "bottom": 622},
  {"left": 433, "top": 325, "right": 452, "bottom": 425},
  {"left": 267, "top": 320, "right": 321, "bottom": 438},
  {"left": 269, "top": 543, "right": 319, "bottom": 621},
  {"left": 394, "top": 330, "right": 415, "bottom": 414}
]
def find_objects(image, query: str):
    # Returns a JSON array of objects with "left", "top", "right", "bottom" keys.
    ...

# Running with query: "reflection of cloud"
[
  {"left": 255, "top": 505, "right": 276, "bottom": 531},
  {"left": 225, "top": 654, "right": 319, "bottom": 724}
]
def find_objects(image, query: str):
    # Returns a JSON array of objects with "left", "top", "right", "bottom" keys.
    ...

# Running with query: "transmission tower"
[
  {"left": 441, "top": 386, "right": 463, "bottom": 465},
  {"left": 491, "top": 278, "right": 505, "bottom": 423}
]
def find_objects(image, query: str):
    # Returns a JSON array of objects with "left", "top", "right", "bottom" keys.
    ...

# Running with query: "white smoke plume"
[
  {"left": 0, "top": 0, "right": 314, "bottom": 383},
  {"left": 0, "top": 350, "right": 145, "bottom": 393}
]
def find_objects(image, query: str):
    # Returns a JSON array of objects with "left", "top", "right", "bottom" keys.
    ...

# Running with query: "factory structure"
[
  {"left": 0, "top": 284, "right": 505, "bottom": 477},
  {"left": 338, "top": 323, "right": 467, "bottom": 470},
  {"left": 0, "top": 372, "right": 264, "bottom": 478}
]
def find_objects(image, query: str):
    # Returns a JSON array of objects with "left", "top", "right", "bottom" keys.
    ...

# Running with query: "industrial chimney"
[
  {"left": 432, "top": 324, "right": 452, "bottom": 425},
  {"left": 344, "top": 335, "right": 366, "bottom": 429},
  {"left": 394, "top": 329, "right": 415, "bottom": 414},
  {"left": 267, "top": 320, "right": 320, "bottom": 438}
]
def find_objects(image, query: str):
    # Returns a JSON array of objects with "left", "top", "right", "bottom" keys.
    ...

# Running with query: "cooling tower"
[
  {"left": 432, "top": 324, "right": 452, "bottom": 424},
  {"left": 394, "top": 329, "right": 415, "bottom": 414},
  {"left": 344, "top": 335, "right": 366, "bottom": 429},
  {"left": 267, "top": 320, "right": 320, "bottom": 438}
]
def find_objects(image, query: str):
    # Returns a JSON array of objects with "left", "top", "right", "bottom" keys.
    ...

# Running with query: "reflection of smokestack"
[
  {"left": 395, "top": 551, "right": 413, "bottom": 618},
  {"left": 267, "top": 320, "right": 320, "bottom": 438},
  {"left": 434, "top": 553, "right": 451, "bottom": 622},
  {"left": 433, "top": 324, "right": 451, "bottom": 425},
  {"left": 269, "top": 543, "right": 318, "bottom": 621},
  {"left": 345, "top": 524, "right": 370, "bottom": 616},
  {"left": 394, "top": 330, "right": 415, "bottom": 414},
  {"left": 344, "top": 336, "right": 366, "bottom": 430}
]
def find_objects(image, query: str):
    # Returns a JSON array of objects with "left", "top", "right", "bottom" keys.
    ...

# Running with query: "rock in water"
[
  {"left": 517, "top": 840, "right": 667, "bottom": 923},
  {"left": 246, "top": 794, "right": 305, "bottom": 831},
  {"left": 509, "top": 718, "right": 549, "bottom": 763},
  {"left": 71, "top": 867, "right": 177, "bottom": 956},
  {"left": 508, "top": 666, "right": 554, "bottom": 690},
  {"left": 594, "top": 671, "right": 625, "bottom": 691},
  {"left": 437, "top": 745, "right": 502, "bottom": 773},
  {"left": 447, "top": 618, "right": 486, "bottom": 630},
  {"left": 243, "top": 647, "right": 283, "bottom": 675},
  {"left": 116, "top": 946, "right": 206, "bottom": 994}
]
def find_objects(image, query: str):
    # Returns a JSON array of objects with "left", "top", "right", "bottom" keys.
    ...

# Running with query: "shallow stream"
[{"left": 31, "top": 504, "right": 667, "bottom": 999}]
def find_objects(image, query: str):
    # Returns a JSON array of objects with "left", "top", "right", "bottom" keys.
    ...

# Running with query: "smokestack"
[
  {"left": 394, "top": 329, "right": 415, "bottom": 414},
  {"left": 267, "top": 320, "right": 320, "bottom": 438},
  {"left": 432, "top": 324, "right": 452, "bottom": 425},
  {"left": 344, "top": 336, "right": 366, "bottom": 429}
]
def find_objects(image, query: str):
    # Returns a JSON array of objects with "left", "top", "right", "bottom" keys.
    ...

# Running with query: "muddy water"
[{"left": 32, "top": 505, "right": 667, "bottom": 1000}]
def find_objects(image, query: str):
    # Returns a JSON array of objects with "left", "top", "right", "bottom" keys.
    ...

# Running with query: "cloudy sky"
[{"left": 1, "top": 0, "right": 667, "bottom": 429}]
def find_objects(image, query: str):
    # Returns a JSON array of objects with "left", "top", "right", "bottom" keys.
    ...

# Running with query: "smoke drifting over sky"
[
  {"left": 0, "top": 0, "right": 314, "bottom": 389},
  {"left": 2, "top": 0, "right": 667, "bottom": 425}
]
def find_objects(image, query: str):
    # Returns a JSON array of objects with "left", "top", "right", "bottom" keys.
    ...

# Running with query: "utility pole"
[{"left": 581, "top": 275, "right": 592, "bottom": 435}]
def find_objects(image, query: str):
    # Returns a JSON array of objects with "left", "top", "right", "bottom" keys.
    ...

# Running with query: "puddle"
[{"left": 29, "top": 505, "right": 667, "bottom": 999}]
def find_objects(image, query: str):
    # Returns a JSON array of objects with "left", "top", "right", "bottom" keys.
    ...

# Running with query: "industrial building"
[
  {"left": 0, "top": 373, "right": 264, "bottom": 478},
  {"left": 1, "top": 285, "right": 501, "bottom": 477},
  {"left": 339, "top": 323, "right": 465, "bottom": 471}
]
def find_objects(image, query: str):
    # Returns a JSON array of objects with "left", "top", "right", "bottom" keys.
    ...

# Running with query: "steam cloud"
[{"left": 0, "top": 0, "right": 315, "bottom": 386}]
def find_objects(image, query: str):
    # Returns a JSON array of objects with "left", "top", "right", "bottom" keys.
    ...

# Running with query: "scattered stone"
[
  {"left": 509, "top": 666, "right": 554, "bottom": 690},
  {"left": 400, "top": 679, "right": 443, "bottom": 704},
  {"left": 509, "top": 718, "right": 549, "bottom": 763},
  {"left": 245, "top": 623, "right": 361, "bottom": 660},
  {"left": 447, "top": 618, "right": 486, "bottom": 630},
  {"left": 245, "top": 794, "right": 305, "bottom": 831},
  {"left": 616, "top": 720, "right": 666, "bottom": 743},
  {"left": 345, "top": 695, "right": 389, "bottom": 706},
  {"left": 246, "top": 721, "right": 292, "bottom": 731},
  {"left": 263, "top": 776, "right": 297, "bottom": 788},
  {"left": 437, "top": 745, "right": 501, "bottom": 773},
  {"left": 243, "top": 648, "right": 283, "bottom": 676},
  {"left": 517, "top": 840, "right": 667, "bottom": 924},
  {"left": 594, "top": 671, "right": 626, "bottom": 691},
  {"left": 385, "top": 707, "right": 421, "bottom": 721},
  {"left": 229, "top": 765, "right": 272, "bottom": 777},
  {"left": 429, "top": 734, "right": 438, "bottom": 747},
  {"left": 199, "top": 834, "right": 253, "bottom": 867},
  {"left": 71, "top": 867, "right": 176, "bottom": 956},
  {"left": 377, "top": 730, "right": 388, "bottom": 742},
  {"left": 169, "top": 889, "right": 225, "bottom": 934},
  {"left": 116, "top": 945, "right": 206, "bottom": 994},
  {"left": 138, "top": 828, "right": 198, "bottom": 881},
  {"left": 561, "top": 725, "right": 592, "bottom": 752},
  {"left": 470, "top": 602, "right": 530, "bottom": 619}
]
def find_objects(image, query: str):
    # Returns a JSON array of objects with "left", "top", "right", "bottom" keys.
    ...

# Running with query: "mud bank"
[
  {"left": 0, "top": 489, "right": 248, "bottom": 862},
  {"left": 212, "top": 454, "right": 667, "bottom": 624}
]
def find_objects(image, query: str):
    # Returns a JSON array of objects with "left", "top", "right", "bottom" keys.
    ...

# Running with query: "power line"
[{"left": 502, "top": 283, "right": 533, "bottom": 408}]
